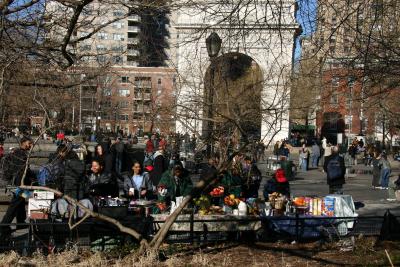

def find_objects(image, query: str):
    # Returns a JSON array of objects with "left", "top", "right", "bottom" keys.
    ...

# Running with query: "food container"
[{"left": 238, "top": 201, "right": 247, "bottom": 216}]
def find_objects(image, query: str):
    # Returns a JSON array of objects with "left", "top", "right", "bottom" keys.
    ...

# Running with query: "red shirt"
[
  {"left": 159, "top": 139, "right": 167, "bottom": 150},
  {"left": 146, "top": 140, "right": 154, "bottom": 153}
]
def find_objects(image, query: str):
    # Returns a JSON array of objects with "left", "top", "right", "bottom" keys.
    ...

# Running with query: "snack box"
[
  {"left": 28, "top": 199, "right": 51, "bottom": 217},
  {"left": 323, "top": 197, "right": 335, "bottom": 216},
  {"left": 33, "top": 190, "right": 55, "bottom": 200}
]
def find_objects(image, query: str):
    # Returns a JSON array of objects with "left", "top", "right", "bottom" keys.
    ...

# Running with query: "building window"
[
  {"left": 96, "top": 44, "right": 107, "bottom": 51},
  {"left": 134, "top": 77, "right": 152, "bottom": 88},
  {"left": 102, "top": 88, "right": 112, "bottom": 96},
  {"left": 113, "top": 10, "right": 124, "bottom": 17},
  {"left": 97, "top": 55, "right": 107, "bottom": 63},
  {"left": 347, "top": 76, "right": 355, "bottom": 87},
  {"left": 119, "top": 114, "right": 129, "bottom": 121},
  {"left": 111, "top": 45, "right": 124, "bottom": 52},
  {"left": 119, "top": 101, "right": 129, "bottom": 108},
  {"left": 331, "top": 76, "right": 340, "bottom": 87},
  {"left": 346, "top": 89, "right": 353, "bottom": 108},
  {"left": 158, "top": 78, "right": 162, "bottom": 84},
  {"left": 113, "top": 33, "right": 124, "bottom": 41},
  {"left": 120, "top": 76, "right": 130, "bottom": 83},
  {"left": 80, "top": 44, "right": 91, "bottom": 51},
  {"left": 119, "top": 89, "right": 130, "bottom": 97},
  {"left": 330, "top": 92, "right": 338, "bottom": 105},
  {"left": 97, "top": 32, "right": 108, "bottom": 40},
  {"left": 345, "top": 115, "right": 352, "bottom": 131},
  {"left": 101, "top": 112, "right": 111, "bottom": 120},
  {"left": 112, "top": 56, "right": 123, "bottom": 64},
  {"left": 102, "top": 100, "right": 111, "bottom": 108},
  {"left": 113, "top": 22, "right": 124, "bottom": 29}
]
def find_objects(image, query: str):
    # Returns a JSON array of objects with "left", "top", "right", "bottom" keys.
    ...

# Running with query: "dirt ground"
[{"left": 0, "top": 238, "right": 399, "bottom": 266}]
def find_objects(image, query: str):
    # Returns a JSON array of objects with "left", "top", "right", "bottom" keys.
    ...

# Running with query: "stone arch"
[{"left": 203, "top": 52, "right": 263, "bottom": 141}]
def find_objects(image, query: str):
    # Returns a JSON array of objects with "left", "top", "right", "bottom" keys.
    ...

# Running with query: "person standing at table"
[
  {"left": 84, "top": 158, "right": 118, "bottom": 198},
  {"left": 324, "top": 146, "right": 346, "bottom": 194},
  {"left": 123, "top": 161, "right": 153, "bottom": 199},
  {"left": 157, "top": 163, "right": 193, "bottom": 203}
]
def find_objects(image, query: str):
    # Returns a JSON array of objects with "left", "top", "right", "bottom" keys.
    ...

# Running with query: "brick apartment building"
[{"left": 297, "top": 0, "right": 400, "bottom": 144}]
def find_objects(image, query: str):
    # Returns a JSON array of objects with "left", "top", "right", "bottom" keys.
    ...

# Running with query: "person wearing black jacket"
[
  {"left": 94, "top": 144, "right": 114, "bottom": 174},
  {"left": 263, "top": 168, "right": 290, "bottom": 201},
  {"left": 151, "top": 147, "right": 168, "bottom": 186},
  {"left": 242, "top": 156, "right": 262, "bottom": 198},
  {"left": 84, "top": 158, "right": 118, "bottom": 198},
  {"left": 324, "top": 146, "right": 346, "bottom": 194},
  {"left": 0, "top": 136, "right": 35, "bottom": 239}
]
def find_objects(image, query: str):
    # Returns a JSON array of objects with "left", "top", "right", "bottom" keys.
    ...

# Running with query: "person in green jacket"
[{"left": 157, "top": 163, "right": 193, "bottom": 203}]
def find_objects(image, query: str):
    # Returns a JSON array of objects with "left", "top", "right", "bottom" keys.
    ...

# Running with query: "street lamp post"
[
  {"left": 205, "top": 32, "right": 222, "bottom": 157},
  {"left": 114, "top": 104, "right": 119, "bottom": 133},
  {"left": 97, "top": 104, "right": 101, "bottom": 133}
]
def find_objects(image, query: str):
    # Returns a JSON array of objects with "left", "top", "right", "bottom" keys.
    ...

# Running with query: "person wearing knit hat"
[{"left": 263, "top": 168, "right": 290, "bottom": 201}]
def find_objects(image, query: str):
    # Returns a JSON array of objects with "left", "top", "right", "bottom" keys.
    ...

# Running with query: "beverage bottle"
[{"left": 48, "top": 236, "right": 55, "bottom": 253}]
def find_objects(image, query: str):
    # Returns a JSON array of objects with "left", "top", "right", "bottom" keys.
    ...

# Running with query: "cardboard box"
[
  {"left": 33, "top": 190, "right": 55, "bottom": 200},
  {"left": 30, "top": 212, "right": 49, "bottom": 220},
  {"left": 28, "top": 199, "right": 51, "bottom": 217}
]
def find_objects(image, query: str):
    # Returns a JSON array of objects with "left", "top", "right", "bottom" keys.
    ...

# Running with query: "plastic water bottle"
[
  {"left": 48, "top": 236, "right": 55, "bottom": 253},
  {"left": 238, "top": 201, "right": 247, "bottom": 216}
]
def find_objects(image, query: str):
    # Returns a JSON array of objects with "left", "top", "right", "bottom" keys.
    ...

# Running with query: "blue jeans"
[
  {"left": 380, "top": 168, "right": 391, "bottom": 188},
  {"left": 311, "top": 155, "right": 319, "bottom": 168},
  {"left": 115, "top": 152, "right": 123, "bottom": 174},
  {"left": 301, "top": 158, "right": 307, "bottom": 171}
]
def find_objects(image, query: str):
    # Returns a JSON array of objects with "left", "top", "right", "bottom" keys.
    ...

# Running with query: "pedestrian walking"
[
  {"left": 311, "top": 141, "right": 320, "bottom": 168},
  {"left": 371, "top": 151, "right": 381, "bottom": 189},
  {"left": 299, "top": 144, "right": 309, "bottom": 171},
  {"left": 324, "top": 146, "right": 346, "bottom": 194},
  {"left": 378, "top": 152, "right": 391, "bottom": 189}
]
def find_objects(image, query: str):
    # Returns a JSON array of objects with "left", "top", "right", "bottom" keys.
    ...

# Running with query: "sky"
[{"left": 294, "top": 0, "right": 318, "bottom": 61}]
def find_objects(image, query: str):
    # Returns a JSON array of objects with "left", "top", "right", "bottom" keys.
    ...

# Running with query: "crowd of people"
[
  {"left": 0, "top": 132, "right": 272, "bottom": 239},
  {"left": 0, "top": 129, "right": 398, "bottom": 241}
]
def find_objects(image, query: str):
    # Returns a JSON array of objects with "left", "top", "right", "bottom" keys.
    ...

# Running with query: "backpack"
[
  {"left": 327, "top": 155, "right": 342, "bottom": 181},
  {"left": 38, "top": 161, "right": 64, "bottom": 187}
]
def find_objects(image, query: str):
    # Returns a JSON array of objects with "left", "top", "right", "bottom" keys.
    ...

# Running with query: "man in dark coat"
[
  {"left": 158, "top": 163, "right": 193, "bottom": 204},
  {"left": 0, "top": 136, "right": 35, "bottom": 239},
  {"left": 241, "top": 156, "right": 262, "bottom": 198},
  {"left": 263, "top": 168, "right": 290, "bottom": 201},
  {"left": 324, "top": 146, "right": 346, "bottom": 194}
]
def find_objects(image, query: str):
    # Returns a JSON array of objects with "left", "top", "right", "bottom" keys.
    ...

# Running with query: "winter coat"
[
  {"left": 158, "top": 169, "right": 193, "bottom": 202},
  {"left": 123, "top": 172, "right": 153, "bottom": 199},
  {"left": 323, "top": 153, "right": 346, "bottom": 186},
  {"left": 311, "top": 144, "right": 320, "bottom": 157},
  {"left": 84, "top": 172, "right": 118, "bottom": 197},
  {"left": 151, "top": 151, "right": 167, "bottom": 185}
]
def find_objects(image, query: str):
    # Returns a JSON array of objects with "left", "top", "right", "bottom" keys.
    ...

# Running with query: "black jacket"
[
  {"left": 323, "top": 153, "right": 346, "bottom": 186},
  {"left": 263, "top": 178, "right": 290, "bottom": 200},
  {"left": 84, "top": 172, "right": 118, "bottom": 197},
  {"left": 151, "top": 152, "right": 167, "bottom": 185}
]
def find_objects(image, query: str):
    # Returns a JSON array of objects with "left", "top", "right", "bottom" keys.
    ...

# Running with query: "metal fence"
[{"left": 0, "top": 214, "right": 398, "bottom": 255}]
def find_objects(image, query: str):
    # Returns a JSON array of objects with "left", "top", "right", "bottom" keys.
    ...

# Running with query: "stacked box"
[{"left": 323, "top": 197, "right": 335, "bottom": 216}]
